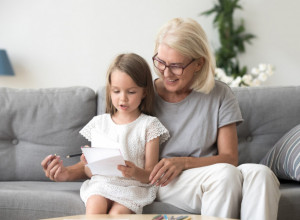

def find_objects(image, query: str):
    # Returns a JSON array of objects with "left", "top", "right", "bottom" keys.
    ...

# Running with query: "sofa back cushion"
[
  {"left": 232, "top": 86, "right": 300, "bottom": 164},
  {"left": 0, "top": 87, "right": 96, "bottom": 181},
  {"left": 98, "top": 86, "right": 300, "bottom": 165}
]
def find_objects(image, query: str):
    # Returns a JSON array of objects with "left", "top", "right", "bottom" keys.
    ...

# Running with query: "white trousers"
[{"left": 157, "top": 163, "right": 280, "bottom": 220}]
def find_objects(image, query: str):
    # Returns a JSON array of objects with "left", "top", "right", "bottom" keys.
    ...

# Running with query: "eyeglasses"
[{"left": 152, "top": 53, "right": 195, "bottom": 76}]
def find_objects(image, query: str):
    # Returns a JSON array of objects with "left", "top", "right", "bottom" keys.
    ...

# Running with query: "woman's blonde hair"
[
  {"left": 154, "top": 18, "right": 216, "bottom": 94},
  {"left": 105, "top": 53, "right": 154, "bottom": 116}
]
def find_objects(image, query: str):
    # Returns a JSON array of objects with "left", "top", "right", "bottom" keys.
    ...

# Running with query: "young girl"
[{"left": 79, "top": 53, "right": 169, "bottom": 214}]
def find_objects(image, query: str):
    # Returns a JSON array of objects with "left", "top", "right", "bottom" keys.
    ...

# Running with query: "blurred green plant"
[{"left": 201, "top": 0, "right": 255, "bottom": 79}]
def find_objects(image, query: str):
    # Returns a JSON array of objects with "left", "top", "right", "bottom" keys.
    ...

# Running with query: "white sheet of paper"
[
  {"left": 81, "top": 133, "right": 126, "bottom": 177},
  {"left": 91, "top": 131, "right": 119, "bottom": 149},
  {"left": 82, "top": 147, "right": 126, "bottom": 177}
]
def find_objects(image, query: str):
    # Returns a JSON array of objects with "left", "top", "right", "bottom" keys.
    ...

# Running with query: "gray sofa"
[{"left": 0, "top": 85, "right": 299, "bottom": 220}]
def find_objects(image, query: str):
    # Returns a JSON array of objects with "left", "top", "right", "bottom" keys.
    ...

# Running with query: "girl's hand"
[
  {"left": 80, "top": 145, "right": 90, "bottom": 165},
  {"left": 80, "top": 154, "right": 87, "bottom": 165},
  {"left": 118, "top": 160, "right": 137, "bottom": 179},
  {"left": 81, "top": 154, "right": 92, "bottom": 178},
  {"left": 41, "top": 154, "right": 69, "bottom": 182},
  {"left": 149, "top": 157, "right": 185, "bottom": 187}
]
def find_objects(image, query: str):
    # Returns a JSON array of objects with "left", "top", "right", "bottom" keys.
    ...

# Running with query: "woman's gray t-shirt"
[{"left": 154, "top": 80, "right": 243, "bottom": 159}]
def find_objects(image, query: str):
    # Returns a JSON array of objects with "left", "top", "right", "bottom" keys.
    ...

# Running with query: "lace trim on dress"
[
  {"left": 146, "top": 117, "right": 170, "bottom": 145},
  {"left": 79, "top": 116, "right": 96, "bottom": 142}
]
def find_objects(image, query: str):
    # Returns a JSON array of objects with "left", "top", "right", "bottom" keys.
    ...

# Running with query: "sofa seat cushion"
[
  {"left": 0, "top": 181, "right": 85, "bottom": 220},
  {"left": 278, "top": 182, "right": 300, "bottom": 220},
  {"left": 0, "top": 181, "right": 189, "bottom": 219},
  {"left": 1, "top": 182, "right": 299, "bottom": 220}
]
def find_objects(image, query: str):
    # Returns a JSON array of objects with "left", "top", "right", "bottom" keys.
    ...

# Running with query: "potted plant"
[{"left": 202, "top": 0, "right": 273, "bottom": 86}]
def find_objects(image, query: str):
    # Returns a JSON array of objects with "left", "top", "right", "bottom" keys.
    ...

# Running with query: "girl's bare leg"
[
  {"left": 86, "top": 195, "right": 112, "bottom": 214},
  {"left": 109, "top": 202, "right": 134, "bottom": 214}
]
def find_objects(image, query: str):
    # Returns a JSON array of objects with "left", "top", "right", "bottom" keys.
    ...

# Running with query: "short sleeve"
[
  {"left": 146, "top": 117, "right": 170, "bottom": 145},
  {"left": 79, "top": 116, "right": 97, "bottom": 142},
  {"left": 218, "top": 84, "right": 243, "bottom": 128}
]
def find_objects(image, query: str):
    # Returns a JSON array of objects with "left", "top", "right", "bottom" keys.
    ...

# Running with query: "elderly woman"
[
  {"left": 148, "top": 18, "right": 280, "bottom": 220},
  {"left": 41, "top": 18, "right": 280, "bottom": 220}
]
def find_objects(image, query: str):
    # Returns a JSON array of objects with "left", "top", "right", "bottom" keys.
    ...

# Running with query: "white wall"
[{"left": 0, "top": 0, "right": 299, "bottom": 90}]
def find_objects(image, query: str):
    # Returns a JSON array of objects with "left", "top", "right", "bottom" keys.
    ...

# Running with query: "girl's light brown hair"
[{"left": 105, "top": 53, "right": 154, "bottom": 116}]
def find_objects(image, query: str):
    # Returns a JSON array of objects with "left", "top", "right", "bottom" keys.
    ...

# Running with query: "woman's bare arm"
[{"left": 149, "top": 123, "right": 238, "bottom": 186}]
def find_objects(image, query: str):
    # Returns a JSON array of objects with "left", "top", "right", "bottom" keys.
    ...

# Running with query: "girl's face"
[
  {"left": 156, "top": 44, "right": 202, "bottom": 94},
  {"left": 110, "top": 69, "right": 145, "bottom": 118}
]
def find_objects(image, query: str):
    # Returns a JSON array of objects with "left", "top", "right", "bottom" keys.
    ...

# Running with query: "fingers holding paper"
[
  {"left": 118, "top": 160, "right": 137, "bottom": 179},
  {"left": 80, "top": 145, "right": 90, "bottom": 165},
  {"left": 81, "top": 153, "right": 93, "bottom": 178},
  {"left": 80, "top": 154, "right": 87, "bottom": 165},
  {"left": 118, "top": 161, "right": 154, "bottom": 184}
]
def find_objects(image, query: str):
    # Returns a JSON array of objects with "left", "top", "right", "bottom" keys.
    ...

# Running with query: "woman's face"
[{"left": 156, "top": 44, "right": 201, "bottom": 94}]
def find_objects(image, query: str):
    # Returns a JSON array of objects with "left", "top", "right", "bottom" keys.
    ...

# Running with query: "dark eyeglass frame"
[{"left": 152, "top": 53, "right": 195, "bottom": 76}]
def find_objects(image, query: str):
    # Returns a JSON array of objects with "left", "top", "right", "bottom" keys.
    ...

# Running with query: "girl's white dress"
[{"left": 79, "top": 113, "right": 169, "bottom": 213}]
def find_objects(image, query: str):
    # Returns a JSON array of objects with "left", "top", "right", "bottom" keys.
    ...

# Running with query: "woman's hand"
[
  {"left": 41, "top": 155, "right": 69, "bottom": 182},
  {"left": 149, "top": 157, "right": 185, "bottom": 187},
  {"left": 118, "top": 160, "right": 138, "bottom": 179}
]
